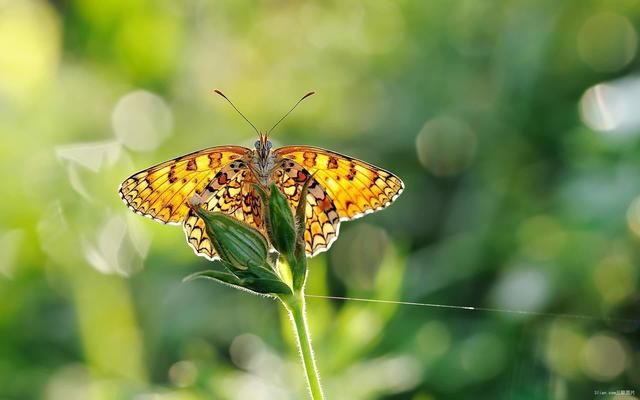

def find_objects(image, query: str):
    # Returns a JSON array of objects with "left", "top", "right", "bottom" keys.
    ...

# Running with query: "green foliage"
[
  {"left": 2, "top": 1, "right": 640, "bottom": 399},
  {"left": 192, "top": 180, "right": 322, "bottom": 398}
]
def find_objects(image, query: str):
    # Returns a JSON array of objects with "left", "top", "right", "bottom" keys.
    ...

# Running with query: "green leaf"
[
  {"left": 237, "top": 264, "right": 293, "bottom": 294},
  {"left": 183, "top": 268, "right": 293, "bottom": 294},
  {"left": 241, "top": 276, "right": 293, "bottom": 295},
  {"left": 183, "top": 269, "right": 244, "bottom": 286},
  {"left": 184, "top": 268, "right": 292, "bottom": 295}
]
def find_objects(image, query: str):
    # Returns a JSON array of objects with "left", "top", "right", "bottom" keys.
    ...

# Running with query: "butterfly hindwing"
[
  {"left": 183, "top": 163, "right": 265, "bottom": 260},
  {"left": 274, "top": 146, "right": 404, "bottom": 220},
  {"left": 119, "top": 146, "right": 249, "bottom": 224},
  {"left": 273, "top": 159, "right": 341, "bottom": 256}
]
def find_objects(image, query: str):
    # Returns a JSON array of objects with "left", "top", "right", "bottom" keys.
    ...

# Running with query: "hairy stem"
[{"left": 280, "top": 293, "right": 324, "bottom": 399}]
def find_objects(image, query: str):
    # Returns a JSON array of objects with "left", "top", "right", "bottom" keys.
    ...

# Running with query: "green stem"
[{"left": 280, "top": 293, "right": 325, "bottom": 400}]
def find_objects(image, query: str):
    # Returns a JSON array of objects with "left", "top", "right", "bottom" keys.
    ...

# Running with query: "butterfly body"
[
  {"left": 249, "top": 132, "right": 277, "bottom": 186},
  {"left": 119, "top": 132, "right": 404, "bottom": 260}
]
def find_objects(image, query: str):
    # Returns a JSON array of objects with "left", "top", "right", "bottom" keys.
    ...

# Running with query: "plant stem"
[{"left": 281, "top": 293, "right": 325, "bottom": 400}]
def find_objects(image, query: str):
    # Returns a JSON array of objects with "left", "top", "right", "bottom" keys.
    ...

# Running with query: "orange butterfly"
[{"left": 119, "top": 91, "right": 404, "bottom": 260}]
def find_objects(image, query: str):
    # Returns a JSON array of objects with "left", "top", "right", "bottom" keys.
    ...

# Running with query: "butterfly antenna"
[
  {"left": 213, "top": 89, "right": 260, "bottom": 135},
  {"left": 268, "top": 91, "right": 315, "bottom": 135}
]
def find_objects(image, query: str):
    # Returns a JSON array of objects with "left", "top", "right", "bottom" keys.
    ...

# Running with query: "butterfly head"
[{"left": 254, "top": 132, "right": 273, "bottom": 157}]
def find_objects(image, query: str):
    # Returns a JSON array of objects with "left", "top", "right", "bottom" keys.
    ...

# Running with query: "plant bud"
[
  {"left": 263, "top": 183, "right": 298, "bottom": 255},
  {"left": 192, "top": 206, "right": 269, "bottom": 271},
  {"left": 291, "top": 176, "right": 312, "bottom": 290}
]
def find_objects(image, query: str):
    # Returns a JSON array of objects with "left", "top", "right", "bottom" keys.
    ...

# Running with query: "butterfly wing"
[
  {"left": 274, "top": 146, "right": 404, "bottom": 221},
  {"left": 120, "top": 144, "right": 403, "bottom": 259},
  {"left": 119, "top": 146, "right": 249, "bottom": 224},
  {"left": 183, "top": 163, "right": 265, "bottom": 260},
  {"left": 272, "top": 161, "right": 341, "bottom": 256}
]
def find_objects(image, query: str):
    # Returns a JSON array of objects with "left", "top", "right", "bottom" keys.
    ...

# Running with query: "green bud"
[
  {"left": 295, "top": 174, "right": 312, "bottom": 240},
  {"left": 253, "top": 179, "right": 312, "bottom": 293},
  {"left": 291, "top": 175, "right": 312, "bottom": 291},
  {"left": 267, "top": 183, "right": 297, "bottom": 255},
  {"left": 254, "top": 184, "right": 297, "bottom": 256},
  {"left": 192, "top": 206, "right": 269, "bottom": 271}
]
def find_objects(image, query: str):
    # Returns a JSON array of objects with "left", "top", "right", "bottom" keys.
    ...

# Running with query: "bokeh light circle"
[
  {"left": 580, "top": 77, "right": 640, "bottom": 137},
  {"left": 460, "top": 332, "right": 506, "bottom": 381},
  {"left": 415, "top": 116, "right": 476, "bottom": 177},
  {"left": 330, "top": 223, "right": 389, "bottom": 290},
  {"left": 112, "top": 90, "right": 173, "bottom": 151},
  {"left": 593, "top": 254, "right": 636, "bottom": 306},
  {"left": 582, "top": 334, "right": 627, "bottom": 381},
  {"left": 416, "top": 320, "right": 451, "bottom": 361},
  {"left": 229, "top": 334, "right": 265, "bottom": 371},
  {"left": 545, "top": 321, "right": 586, "bottom": 377},
  {"left": 577, "top": 13, "right": 637, "bottom": 73},
  {"left": 579, "top": 83, "right": 623, "bottom": 132},
  {"left": 491, "top": 267, "right": 549, "bottom": 312},
  {"left": 168, "top": 360, "right": 198, "bottom": 388}
]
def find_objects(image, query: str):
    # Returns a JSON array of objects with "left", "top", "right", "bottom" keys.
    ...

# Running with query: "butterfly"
[{"left": 118, "top": 91, "right": 404, "bottom": 261}]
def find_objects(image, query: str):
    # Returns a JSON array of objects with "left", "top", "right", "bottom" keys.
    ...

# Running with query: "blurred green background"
[{"left": 1, "top": 0, "right": 640, "bottom": 399}]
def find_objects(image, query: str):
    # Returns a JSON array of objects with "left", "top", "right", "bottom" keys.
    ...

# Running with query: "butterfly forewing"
[
  {"left": 274, "top": 146, "right": 404, "bottom": 221},
  {"left": 119, "top": 146, "right": 249, "bottom": 224}
]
